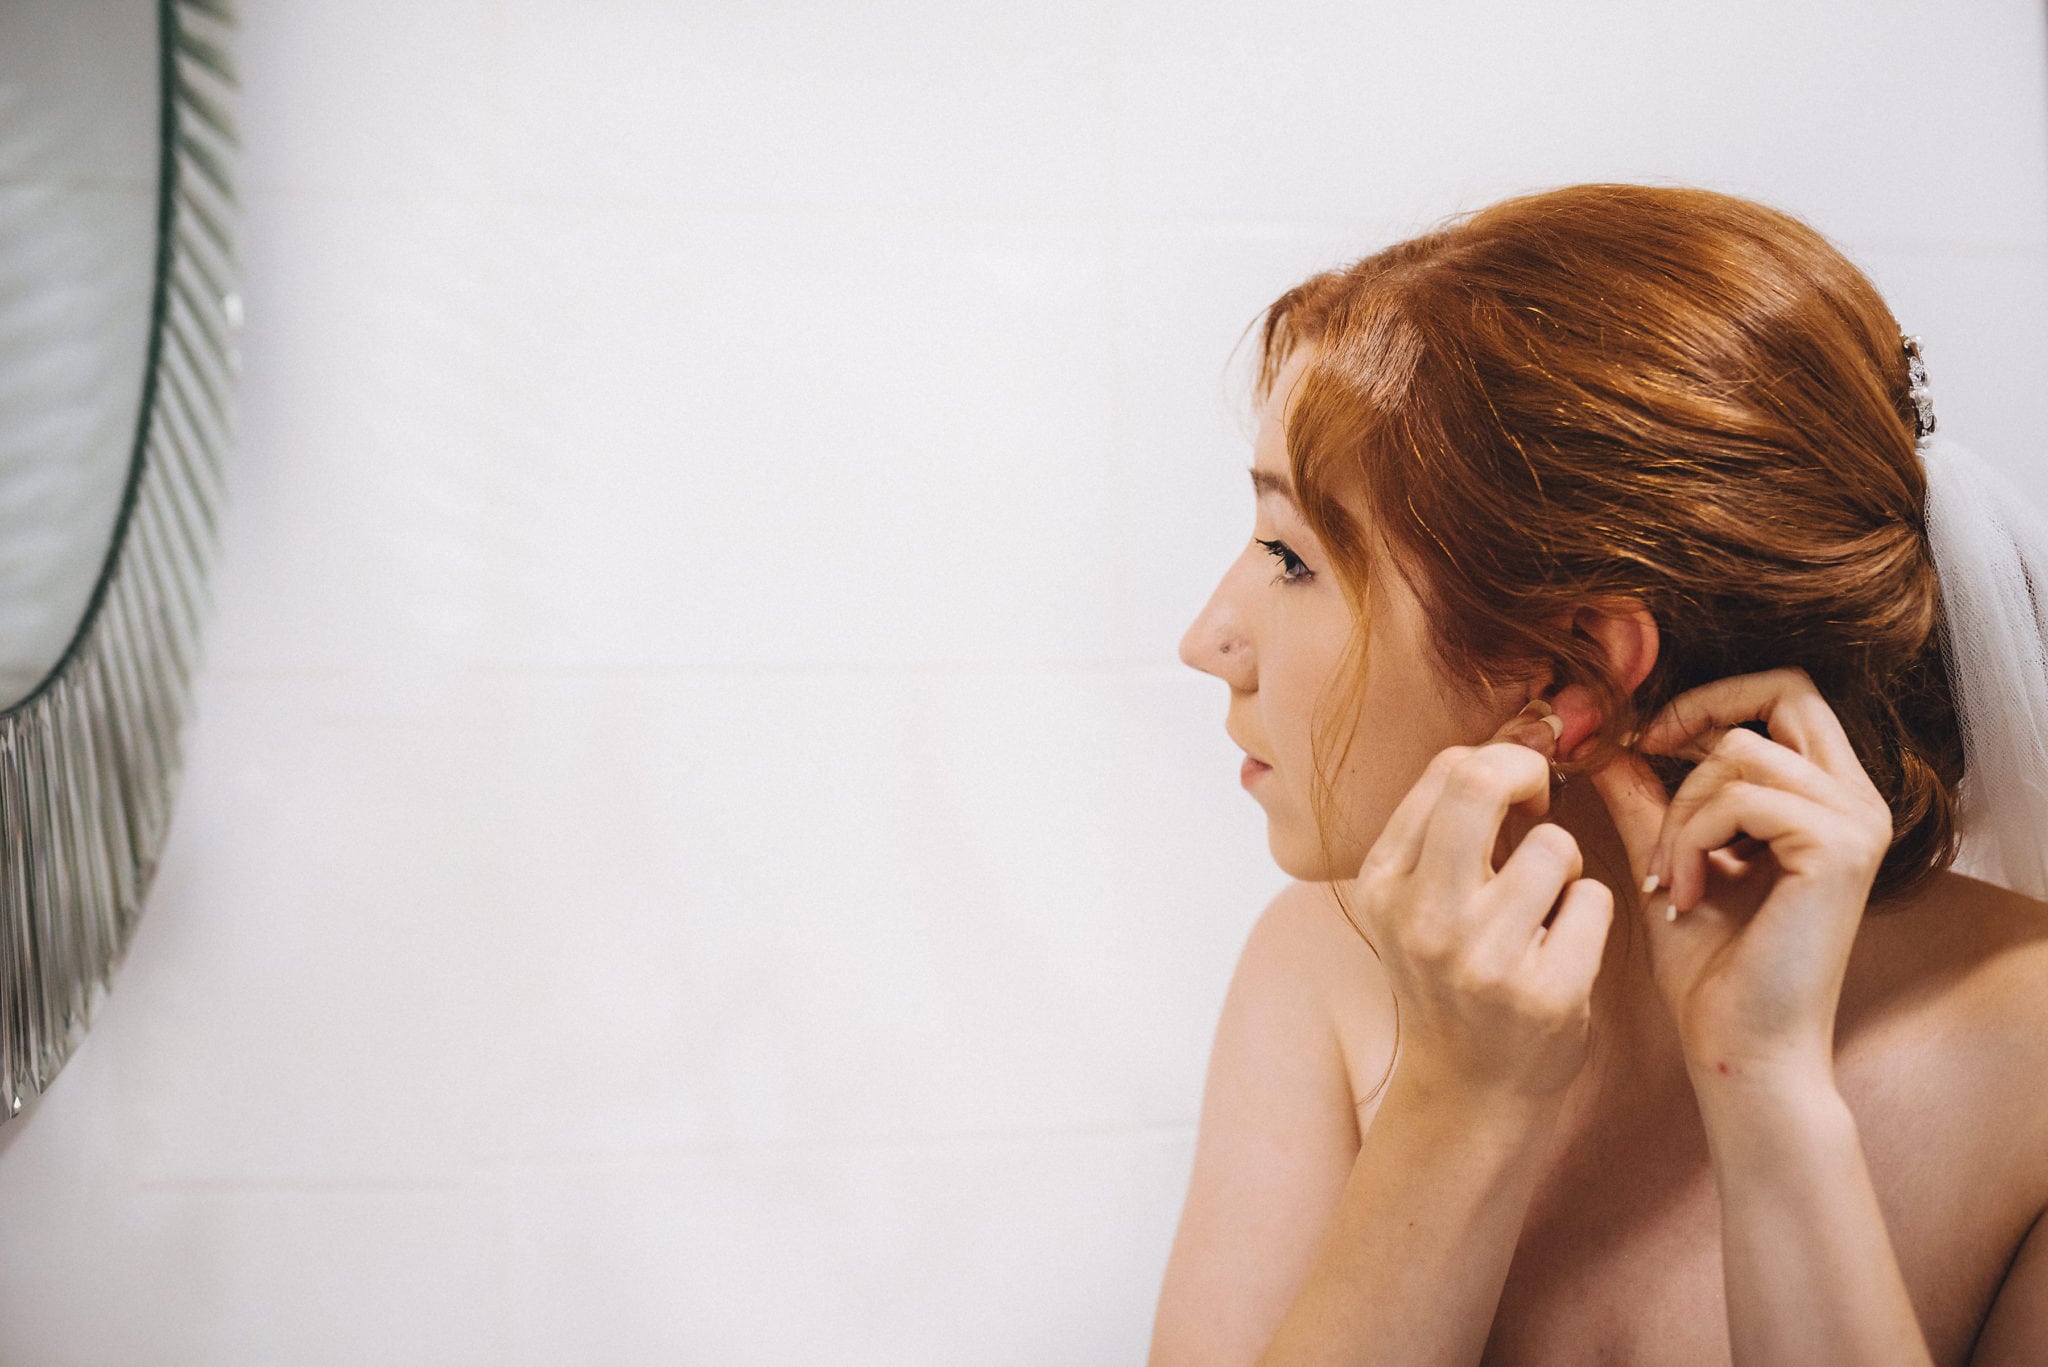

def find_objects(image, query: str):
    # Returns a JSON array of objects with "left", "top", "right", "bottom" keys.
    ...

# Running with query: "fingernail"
[
  {"left": 1665, "top": 902, "right": 1678, "bottom": 922},
  {"left": 1515, "top": 698, "right": 1563, "bottom": 744},
  {"left": 1619, "top": 727, "right": 1639, "bottom": 749},
  {"left": 1640, "top": 872, "right": 1661, "bottom": 895}
]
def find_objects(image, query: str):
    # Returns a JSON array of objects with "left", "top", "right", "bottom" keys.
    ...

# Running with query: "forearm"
[
  {"left": 1258, "top": 1068, "right": 1560, "bottom": 1367},
  {"left": 1692, "top": 1060, "right": 1934, "bottom": 1367}
]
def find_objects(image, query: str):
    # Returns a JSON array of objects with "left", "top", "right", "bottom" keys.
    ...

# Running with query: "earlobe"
[{"left": 1539, "top": 682, "right": 1607, "bottom": 763}]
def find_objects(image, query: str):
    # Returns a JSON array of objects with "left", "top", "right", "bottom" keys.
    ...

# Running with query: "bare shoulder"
[
  {"left": 1956, "top": 878, "right": 2048, "bottom": 1012},
  {"left": 1931, "top": 876, "right": 2048, "bottom": 1120},
  {"left": 1845, "top": 870, "right": 2048, "bottom": 1185},
  {"left": 1260, "top": 879, "right": 1400, "bottom": 1119},
  {"left": 1145, "top": 880, "right": 1395, "bottom": 1366},
  {"left": 1847, "top": 870, "right": 2048, "bottom": 1037},
  {"left": 1942, "top": 884, "right": 2048, "bottom": 1367},
  {"left": 1208, "top": 877, "right": 1393, "bottom": 1111}
]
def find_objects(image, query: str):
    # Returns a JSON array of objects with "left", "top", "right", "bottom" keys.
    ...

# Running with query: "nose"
[{"left": 1178, "top": 560, "right": 1254, "bottom": 685}]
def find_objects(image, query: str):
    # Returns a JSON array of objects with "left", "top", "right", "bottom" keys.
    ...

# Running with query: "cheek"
[
  {"left": 1262, "top": 641, "right": 1347, "bottom": 759},
  {"left": 1354, "top": 660, "right": 1470, "bottom": 776},
  {"left": 1277, "top": 643, "right": 1453, "bottom": 818}
]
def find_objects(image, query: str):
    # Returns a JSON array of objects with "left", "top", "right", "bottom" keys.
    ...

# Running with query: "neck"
[{"left": 1545, "top": 775, "right": 1688, "bottom": 1082}]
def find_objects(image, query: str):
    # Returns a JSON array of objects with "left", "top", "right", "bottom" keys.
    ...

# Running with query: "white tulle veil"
[{"left": 1915, "top": 345, "right": 2048, "bottom": 902}]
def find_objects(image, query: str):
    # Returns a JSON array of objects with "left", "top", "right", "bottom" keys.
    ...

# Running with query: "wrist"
[
  {"left": 1682, "top": 1034, "right": 1834, "bottom": 1092},
  {"left": 1685, "top": 1048, "right": 1844, "bottom": 1129},
  {"left": 1387, "top": 1058, "right": 1570, "bottom": 1144}
]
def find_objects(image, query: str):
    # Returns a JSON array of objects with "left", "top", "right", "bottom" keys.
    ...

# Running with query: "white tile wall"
[
  {"left": 495, "top": 0, "right": 1115, "bottom": 214},
  {"left": 1, "top": 1, "right": 2043, "bottom": 1361},
  {"left": 484, "top": 1130, "right": 1190, "bottom": 1366},
  {"left": 1112, "top": 0, "right": 2048, "bottom": 250}
]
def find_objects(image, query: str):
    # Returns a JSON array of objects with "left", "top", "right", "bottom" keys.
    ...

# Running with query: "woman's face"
[{"left": 1178, "top": 345, "right": 1512, "bottom": 882}]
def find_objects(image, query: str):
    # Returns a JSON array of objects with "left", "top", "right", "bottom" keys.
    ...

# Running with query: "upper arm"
[
  {"left": 1147, "top": 880, "right": 1396, "bottom": 1367},
  {"left": 1967, "top": 925, "right": 2048, "bottom": 1365},
  {"left": 1973, "top": 1203, "right": 2048, "bottom": 1365}
]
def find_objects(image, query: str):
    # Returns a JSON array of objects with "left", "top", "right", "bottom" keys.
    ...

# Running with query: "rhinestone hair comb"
[{"left": 1903, "top": 334, "right": 1936, "bottom": 440}]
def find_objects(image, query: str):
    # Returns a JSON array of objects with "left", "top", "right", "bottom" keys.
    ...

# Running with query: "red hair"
[{"left": 1245, "top": 183, "right": 1962, "bottom": 952}]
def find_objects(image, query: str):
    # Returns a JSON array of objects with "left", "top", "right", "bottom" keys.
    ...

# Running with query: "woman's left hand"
[{"left": 1587, "top": 666, "right": 1896, "bottom": 1083}]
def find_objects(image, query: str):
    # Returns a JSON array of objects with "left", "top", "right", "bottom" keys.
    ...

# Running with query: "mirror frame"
[{"left": 0, "top": 0, "right": 238, "bottom": 1122}]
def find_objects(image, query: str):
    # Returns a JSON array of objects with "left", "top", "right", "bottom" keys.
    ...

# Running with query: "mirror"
[
  {"left": 0, "top": 1, "right": 159, "bottom": 703},
  {"left": 0, "top": 0, "right": 238, "bottom": 1121}
]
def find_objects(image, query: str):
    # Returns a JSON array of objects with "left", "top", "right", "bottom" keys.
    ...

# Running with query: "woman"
[{"left": 1153, "top": 183, "right": 2048, "bottom": 1365}]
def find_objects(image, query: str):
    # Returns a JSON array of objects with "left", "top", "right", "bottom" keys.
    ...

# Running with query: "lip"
[{"left": 1240, "top": 755, "right": 1272, "bottom": 787}]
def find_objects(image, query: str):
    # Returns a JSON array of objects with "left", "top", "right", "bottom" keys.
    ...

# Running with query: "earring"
[{"left": 1517, "top": 698, "right": 1569, "bottom": 786}]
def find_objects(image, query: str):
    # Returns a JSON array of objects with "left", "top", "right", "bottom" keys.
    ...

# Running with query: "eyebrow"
[{"left": 1248, "top": 466, "right": 1300, "bottom": 510}]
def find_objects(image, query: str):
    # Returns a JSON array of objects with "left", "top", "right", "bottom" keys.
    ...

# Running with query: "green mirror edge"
[{"left": 0, "top": 0, "right": 239, "bottom": 1122}]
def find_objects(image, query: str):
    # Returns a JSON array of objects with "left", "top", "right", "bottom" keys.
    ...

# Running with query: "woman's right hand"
[{"left": 1350, "top": 704, "right": 1617, "bottom": 1106}]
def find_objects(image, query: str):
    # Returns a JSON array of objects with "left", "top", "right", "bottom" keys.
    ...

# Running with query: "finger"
[
  {"left": 1708, "top": 842, "right": 1763, "bottom": 880},
  {"left": 1367, "top": 710, "right": 1557, "bottom": 881},
  {"left": 1414, "top": 740, "right": 1555, "bottom": 897},
  {"left": 1663, "top": 782, "right": 1830, "bottom": 914},
  {"left": 1528, "top": 877, "right": 1615, "bottom": 1004},
  {"left": 1488, "top": 711, "right": 1563, "bottom": 868},
  {"left": 1651, "top": 726, "right": 1839, "bottom": 887},
  {"left": 1474, "top": 820, "right": 1583, "bottom": 970},
  {"left": 1638, "top": 666, "right": 1861, "bottom": 783},
  {"left": 1641, "top": 719, "right": 1745, "bottom": 764},
  {"left": 1664, "top": 723, "right": 1836, "bottom": 799},
  {"left": 1361, "top": 744, "right": 1474, "bottom": 880},
  {"left": 1585, "top": 745, "right": 1673, "bottom": 898}
]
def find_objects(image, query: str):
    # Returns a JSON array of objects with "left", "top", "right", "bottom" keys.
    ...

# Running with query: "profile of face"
[{"left": 1177, "top": 345, "right": 1518, "bottom": 883}]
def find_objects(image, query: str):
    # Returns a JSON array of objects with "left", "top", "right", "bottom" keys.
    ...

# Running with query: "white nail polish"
[
  {"left": 1641, "top": 872, "right": 1661, "bottom": 895},
  {"left": 1665, "top": 903, "right": 1678, "bottom": 922}
]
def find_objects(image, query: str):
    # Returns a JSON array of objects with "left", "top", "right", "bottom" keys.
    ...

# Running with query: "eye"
[{"left": 1255, "top": 537, "right": 1313, "bottom": 586}]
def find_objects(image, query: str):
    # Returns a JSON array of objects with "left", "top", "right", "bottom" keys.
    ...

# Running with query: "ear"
[{"left": 1533, "top": 599, "right": 1660, "bottom": 763}]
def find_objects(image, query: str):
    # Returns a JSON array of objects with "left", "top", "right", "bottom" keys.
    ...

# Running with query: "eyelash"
[{"left": 1255, "top": 537, "right": 1313, "bottom": 586}]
